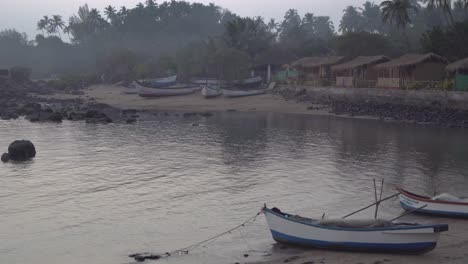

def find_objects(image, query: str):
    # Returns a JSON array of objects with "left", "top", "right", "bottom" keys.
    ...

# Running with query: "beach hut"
[
  {"left": 375, "top": 53, "right": 448, "bottom": 89},
  {"left": 291, "top": 56, "right": 345, "bottom": 86},
  {"left": 331, "top": 56, "right": 390, "bottom": 88},
  {"left": 446, "top": 57, "right": 468, "bottom": 91}
]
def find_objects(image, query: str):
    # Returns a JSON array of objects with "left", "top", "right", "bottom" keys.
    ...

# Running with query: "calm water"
[{"left": 1, "top": 113, "right": 468, "bottom": 264}]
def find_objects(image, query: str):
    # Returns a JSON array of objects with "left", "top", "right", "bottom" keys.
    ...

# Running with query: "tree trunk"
[{"left": 403, "top": 27, "right": 411, "bottom": 52}]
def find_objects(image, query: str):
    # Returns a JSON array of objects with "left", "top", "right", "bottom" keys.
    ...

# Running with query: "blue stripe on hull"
[
  {"left": 270, "top": 230, "right": 436, "bottom": 254},
  {"left": 400, "top": 202, "right": 468, "bottom": 218}
]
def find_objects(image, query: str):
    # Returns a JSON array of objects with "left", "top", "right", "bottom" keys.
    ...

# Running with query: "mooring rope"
[{"left": 129, "top": 211, "right": 262, "bottom": 262}]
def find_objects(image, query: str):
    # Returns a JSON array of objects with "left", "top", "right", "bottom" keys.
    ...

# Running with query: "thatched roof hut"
[
  {"left": 446, "top": 57, "right": 468, "bottom": 74},
  {"left": 376, "top": 53, "right": 447, "bottom": 69},
  {"left": 331, "top": 56, "right": 390, "bottom": 72},
  {"left": 376, "top": 53, "right": 448, "bottom": 89},
  {"left": 331, "top": 56, "right": 390, "bottom": 88},
  {"left": 291, "top": 56, "right": 345, "bottom": 68}
]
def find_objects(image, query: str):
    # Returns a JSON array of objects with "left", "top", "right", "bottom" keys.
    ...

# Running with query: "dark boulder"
[
  {"left": 49, "top": 112, "right": 63, "bottom": 123},
  {"left": 1, "top": 153, "right": 9, "bottom": 162},
  {"left": 7, "top": 140, "right": 36, "bottom": 161},
  {"left": 126, "top": 118, "right": 137, "bottom": 124},
  {"left": 199, "top": 112, "right": 214, "bottom": 118}
]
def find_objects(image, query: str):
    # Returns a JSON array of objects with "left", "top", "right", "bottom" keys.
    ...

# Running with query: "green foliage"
[
  {"left": 421, "top": 20, "right": 468, "bottom": 61},
  {"left": 332, "top": 32, "right": 398, "bottom": 57},
  {"left": 435, "top": 79, "right": 454, "bottom": 90},
  {"left": 47, "top": 74, "right": 99, "bottom": 90},
  {"left": 96, "top": 48, "right": 139, "bottom": 82},
  {"left": 10, "top": 66, "right": 32, "bottom": 82}
]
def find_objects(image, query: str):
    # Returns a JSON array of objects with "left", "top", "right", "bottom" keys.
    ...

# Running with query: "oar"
[
  {"left": 390, "top": 205, "right": 428, "bottom": 222},
  {"left": 342, "top": 193, "right": 400, "bottom": 219}
]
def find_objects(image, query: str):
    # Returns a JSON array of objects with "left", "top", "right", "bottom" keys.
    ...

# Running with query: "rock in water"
[
  {"left": 8, "top": 140, "right": 36, "bottom": 161},
  {"left": 1, "top": 153, "right": 9, "bottom": 162}
]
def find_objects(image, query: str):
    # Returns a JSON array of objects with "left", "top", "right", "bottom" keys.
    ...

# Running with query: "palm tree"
[
  {"left": 380, "top": 0, "right": 419, "bottom": 49},
  {"left": 50, "top": 15, "right": 65, "bottom": 39},
  {"left": 360, "top": 1, "right": 384, "bottom": 33},
  {"left": 104, "top": 5, "right": 117, "bottom": 21},
  {"left": 37, "top": 16, "right": 50, "bottom": 35},
  {"left": 267, "top": 18, "right": 278, "bottom": 32},
  {"left": 339, "top": 6, "right": 363, "bottom": 33},
  {"left": 424, "top": 0, "right": 455, "bottom": 26}
]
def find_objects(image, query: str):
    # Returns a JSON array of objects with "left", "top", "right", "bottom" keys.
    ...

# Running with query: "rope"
[{"left": 129, "top": 211, "right": 262, "bottom": 262}]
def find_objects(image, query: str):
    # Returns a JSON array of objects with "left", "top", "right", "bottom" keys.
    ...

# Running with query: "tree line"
[{"left": 0, "top": 0, "right": 467, "bottom": 81}]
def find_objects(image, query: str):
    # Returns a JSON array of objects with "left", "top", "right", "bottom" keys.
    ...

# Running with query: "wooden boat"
[
  {"left": 398, "top": 188, "right": 468, "bottom": 218},
  {"left": 191, "top": 78, "right": 225, "bottom": 85},
  {"left": 201, "top": 85, "right": 222, "bottom": 98},
  {"left": 135, "top": 81, "right": 198, "bottom": 97},
  {"left": 144, "top": 75, "right": 177, "bottom": 88},
  {"left": 263, "top": 206, "right": 448, "bottom": 254},
  {"left": 123, "top": 81, "right": 138, "bottom": 94},
  {"left": 223, "top": 87, "right": 267, "bottom": 98},
  {"left": 233, "top": 76, "right": 263, "bottom": 89}
]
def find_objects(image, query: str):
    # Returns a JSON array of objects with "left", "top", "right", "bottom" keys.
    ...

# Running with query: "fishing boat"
[
  {"left": 398, "top": 188, "right": 468, "bottom": 218},
  {"left": 144, "top": 75, "right": 177, "bottom": 88},
  {"left": 191, "top": 78, "right": 225, "bottom": 85},
  {"left": 233, "top": 76, "right": 263, "bottom": 89},
  {"left": 263, "top": 206, "right": 448, "bottom": 254},
  {"left": 135, "top": 81, "right": 198, "bottom": 97},
  {"left": 123, "top": 81, "right": 138, "bottom": 94},
  {"left": 201, "top": 85, "right": 223, "bottom": 98},
  {"left": 223, "top": 87, "right": 267, "bottom": 98}
]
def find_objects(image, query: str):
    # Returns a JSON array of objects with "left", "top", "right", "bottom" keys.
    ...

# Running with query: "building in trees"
[
  {"left": 331, "top": 55, "right": 390, "bottom": 88},
  {"left": 446, "top": 58, "right": 468, "bottom": 91},
  {"left": 291, "top": 56, "right": 345, "bottom": 86},
  {"left": 375, "top": 53, "right": 448, "bottom": 89}
]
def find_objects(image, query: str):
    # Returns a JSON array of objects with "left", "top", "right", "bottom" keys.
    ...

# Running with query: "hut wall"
[
  {"left": 336, "top": 76, "right": 354, "bottom": 87},
  {"left": 455, "top": 74, "right": 468, "bottom": 91},
  {"left": 412, "top": 62, "right": 446, "bottom": 81},
  {"left": 377, "top": 77, "right": 400, "bottom": 88}
]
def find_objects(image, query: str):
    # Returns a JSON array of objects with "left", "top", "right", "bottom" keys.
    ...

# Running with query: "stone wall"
[{"left": 278, "top": 85, "right": 468, "bottom": 110}]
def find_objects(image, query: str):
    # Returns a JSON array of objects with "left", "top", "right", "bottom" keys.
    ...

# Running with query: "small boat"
[
  {"left": 191, "top": 78, "right": 225, "bottom": 85},
  {"left": 144, "top": 75, "right": 177, "bottom": 88},
  {"left": 201, "top": 85, "right": 223, "bottom": 98},
  {"left": 123, "top": 81, "right": 138, "bottom": 94},
  {"left": 398, "top": 188, "right": 468, "bottom": 218},
  {"left": 135, "top": 81, "right": 198, "bottom": 97},
  {"left": 263, "top": 206, "right": 448, "bottom": 254},
  {"left": 233, "top": 76, "right": 263, "bottom": 89},
  {"left": 223, "top": 87, "right": 267, "bottom": 98}
]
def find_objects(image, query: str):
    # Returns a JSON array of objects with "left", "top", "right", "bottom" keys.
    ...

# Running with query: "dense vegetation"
[{"left": 0, "top": 0, "right": 467, "bottom": 81}]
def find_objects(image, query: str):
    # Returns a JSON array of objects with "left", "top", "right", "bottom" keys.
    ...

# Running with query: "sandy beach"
[{"left": 42, "top": 84, "right": 329, "bottom": 115}]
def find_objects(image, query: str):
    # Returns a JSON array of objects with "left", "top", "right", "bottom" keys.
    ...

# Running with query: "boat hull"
[
  {"left": 263, "top": 208, "right": 446, "bottom": 254},
  {"left": 145, "top": 75, "right": 177, "bottom": 88},
  {"left": 398, "top": 188, "right": 468, "bottom": 218},
  {"left": 201, "top": 86, "right": 222, "bottom": 98},
  {"left": 223, "top": 88, "right": 266, "bottom": 98},
  {"left": 135, "top": 82, "right": 198, "bottom": 97}
]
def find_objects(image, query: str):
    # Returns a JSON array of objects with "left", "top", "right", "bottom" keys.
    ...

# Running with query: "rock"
[
  {"left": 1, "top": 153, "right": 9, "bottom": 162},
  {"left": 7, "top": 140, "right": 36, "bottom": 161},
  {"left": 126, "top": 118, "right": 137, "bottom": 124},
  {"left": 199, "top": 112, "right": 214, "bottom": 117},
  {"left": 192, "top": 123, "right": 199, "bottom": 126},
  {"left": 244, "top": 254, "right": 249, "bottom": 258}
]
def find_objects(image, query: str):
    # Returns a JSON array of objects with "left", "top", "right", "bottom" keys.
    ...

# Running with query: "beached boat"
[
  {"left": 233, "top": 76, "right": 263, "bottom": 89},
  {"left": 191, "top": 78, "right": 225, "bottom": 85},
  {"left": 263, "top": 206, "right": 448, "bottom": 254},
  {"left": 144, "top": 75, "right": 177, "bottom": 88},
  {"left": 398, "top": 188, "right": 468, "bottom": 218},
  {"left": 223, "top": 87, "right": 267, "bottom": 98},
  {"left": 135, "top": 81, "right": 198, "bottom": 97},
  {"left": 123, "top": 81, "right": 139, "bottom": 94},
  {"left": 201, "top": 85, "right": 223, "bottom": 98}
]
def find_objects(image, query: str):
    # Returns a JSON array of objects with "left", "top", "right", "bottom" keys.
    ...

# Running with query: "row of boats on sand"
[
  {"left": 263, "top": 186, "right": 468, "bottom": 255},
  {"left": 123, "top": 75, "right": 269, "bottom": 98}
]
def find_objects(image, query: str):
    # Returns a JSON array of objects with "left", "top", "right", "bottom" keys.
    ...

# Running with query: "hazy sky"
[{"left": 0, "top": 0, "right": 383, "bottom": 38}]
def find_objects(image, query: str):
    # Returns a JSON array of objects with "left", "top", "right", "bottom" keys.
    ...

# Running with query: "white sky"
[{"left": 0, "top": 0, "right": 383, "bottom": 38}]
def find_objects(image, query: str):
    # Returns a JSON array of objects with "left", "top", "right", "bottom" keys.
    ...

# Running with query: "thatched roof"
[
  {"left": 331, "top": 56, "right": 390, "bottom": 72},
  {"left": 446, "top": 57, "right": 468, "bottom": 73},
  {"left": 376, "top": 53, "right": 448, "bottom": 69},
  {"left": 291, "top": 56, "right": 345, "bottom": 68}
]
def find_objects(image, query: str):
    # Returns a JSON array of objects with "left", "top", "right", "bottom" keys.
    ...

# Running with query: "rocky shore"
[{"left": 276, "top": 87, "right": 468, "bottom": 128}]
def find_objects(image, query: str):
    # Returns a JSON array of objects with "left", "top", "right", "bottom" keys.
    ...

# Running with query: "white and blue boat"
[
  {"left": 144, "top": 75, "right": 177, "bottom": 88},
  {"left": 398, "top": 188, "right": 468, "bottom": 218},
  {"left": 263, "top": 206, "right": 448, "bottom": 254}
]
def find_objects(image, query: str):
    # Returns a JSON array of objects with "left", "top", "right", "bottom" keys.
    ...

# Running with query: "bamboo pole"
[
  {"left": 342, "top": 193, "right": 400, "bottom": 219},
  {"left": 390, "top": 205, "right": 428, "bottom": 222}
]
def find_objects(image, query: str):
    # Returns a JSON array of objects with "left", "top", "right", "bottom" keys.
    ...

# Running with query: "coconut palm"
[
  {"left": 104, "top": 5, "right": 117, "bottom": 21},
  {"left": 267, "top": 18, "right": 278, "bottom": 32},
  {"left": 339, "top": 6, "right": 364, "bottom": 33},
  {"left": 424, "top": 0, "right": 455, "bottom": 26},
  {"left": 49, "top": 15, "right": 65, "bottom": 39},
  {"left": 381, "top": 0, "right": 419, "bottom": 50},
  {"left": 37, "top": 16, "right": 50, "bottom": 35}
]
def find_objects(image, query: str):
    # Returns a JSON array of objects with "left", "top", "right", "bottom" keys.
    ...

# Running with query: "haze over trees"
[{"left": 0, "top": 0, "right": 467, "bottom": 81}]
